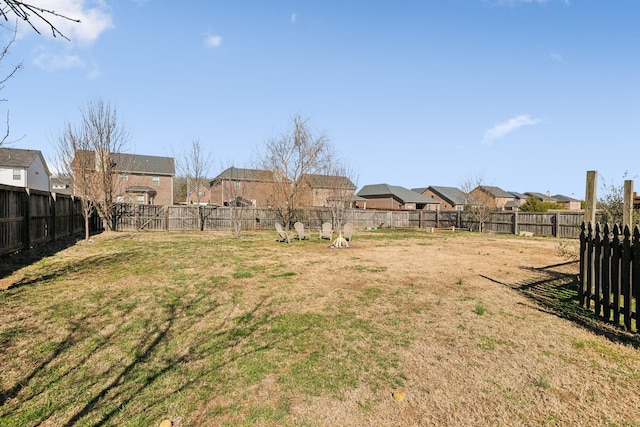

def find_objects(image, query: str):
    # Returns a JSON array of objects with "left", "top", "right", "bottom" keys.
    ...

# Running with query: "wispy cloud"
[
  {"left": 204, "top": 33, "right": 222, "bottom": 48},
  {"left": 482, "top": 114, "right": 541, "bottom": 144},
  {"left": 291, "top": 12, "right": 298, "bottom": 24},
  {"left": 549, "top": 51, "right": 563, "bottom": 62},
  {"left": 20, "top": 0, "right": 113, "bottom": 45},
  {"left": 33, "top": 50, "right": 85, "bottom": 71}
]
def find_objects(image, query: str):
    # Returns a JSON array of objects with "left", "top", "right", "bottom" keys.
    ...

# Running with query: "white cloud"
[
  {"left": 291, "top": 13, "right": 298, "bottom": 24},
  {"left": 33, "top": 51, "right": 85, "bottom": 71},
  {"left": 18, "top": 0, "right": 113, "bottom": 45},
  {"left": 482, "top": 114, "right": 541, "bottom": 144},
  {"left": 549, "top": 51, "right": 563, "bottom": 62},
  {"left": 204, "top": 34, "right": 222, "bottom": 48}
]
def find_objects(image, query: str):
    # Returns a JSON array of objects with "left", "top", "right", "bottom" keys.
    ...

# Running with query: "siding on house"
[{"left": 0, "top": 147, "right": 51, "bottom": 192}]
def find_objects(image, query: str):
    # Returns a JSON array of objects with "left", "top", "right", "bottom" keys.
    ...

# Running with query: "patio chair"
[
  {"left": 319, "top": 222, "right": 333, "bottom": 240},
  {"left": 293, "top": 221, "right": 311, "bottom": 240},
  {"left": 274, "top": 223, "right": 291, "bottom": 243},
  {"left": 342, "top": 222, "right": 354, "bottom": 242}
]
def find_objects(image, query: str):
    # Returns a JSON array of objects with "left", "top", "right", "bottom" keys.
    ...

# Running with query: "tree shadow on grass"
[
  {"left": 481, "top": 260, "right": 640, "bottom": 349},
  {"left": 0, "top": 235, "right": 85, "bottom": 282}
]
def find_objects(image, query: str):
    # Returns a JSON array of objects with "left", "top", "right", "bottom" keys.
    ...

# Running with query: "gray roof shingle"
[{"left": 357, "top": 183, "right": 439, "bottom": 204}]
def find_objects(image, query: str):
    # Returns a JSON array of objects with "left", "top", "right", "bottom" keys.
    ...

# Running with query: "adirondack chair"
[
  {"left": 319, "top": 222, "right": 333, "bottom": 240},
  {"left": 274, "top": 223, "right": 291, "bottom": 243},
  {"left": 342, "top": 222, "right": 354, "bottom": 241},
  {"left": 293, "top": 221, "right": 311, "bottom": 240}
]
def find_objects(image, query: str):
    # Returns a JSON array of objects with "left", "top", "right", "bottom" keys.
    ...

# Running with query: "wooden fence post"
[
  {"left": 584, "top": 170, "right": 597, "bottom": 226},
  {"left": 623, "top": 180, "right": 634, "bottom": 228}
]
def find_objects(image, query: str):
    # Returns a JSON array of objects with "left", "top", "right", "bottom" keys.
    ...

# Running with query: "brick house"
[
  {"left": 73, "top": 151, "right": 175, "bottom": 205},
  {"left": 209, "top": 167, "right": 281, "bottom": 207},
  {"left": 356, "top": 183, "right": 440, "bottom": 210},
  {"left": 415, "top": 185, "right": 467, "bottom": 211},
  {"left": 0, "top": 147, "right": 51, "bottom": 192},
  {"left": 187, "top": 184, "right": 212, "bottom": 205},
  {"left": 297, "top": 173, "right": 357, "bottom": 207},
  {"left": 470, "top": 185, "right": 516, "bottom": 210}
]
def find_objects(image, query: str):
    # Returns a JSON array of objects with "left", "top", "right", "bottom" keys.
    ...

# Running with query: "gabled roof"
[
  {"left": 112, "top": 153, "right": 175, "bottom": 175},
  {"left": 552, "top": 194, "right": 580, "bottom": 202},
  {"left": 211, "top": 166, "right": 275, "bottom": 184},
  {"left": 0, "top": 147, "right": 50, "bottom": 174},
  {"left": 524, "top": 192, "right": 557, "bottom": 202},
  {"left": 74, "top": 150, "right": 175, "bottom": 175},
  {"left": 477, "top": 185, "right": 514, "bottom": 198},
  {"left": 426, "top": 186, "right": 467, "bottom": 206},
  {"left": 302, "top": 173, "right": 356, "bottom": 190},
  {"left": 508, "top": 191, "right": 527, "bottom": 200},
  {"left": 357, "top": 183, "right": 439, "bottom": 204}
]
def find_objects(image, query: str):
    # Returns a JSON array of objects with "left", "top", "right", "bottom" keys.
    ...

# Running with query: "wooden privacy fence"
[
  {"left": 0, "top": 184, "right": 100, "bottom": 256},
  {"left": 111, "top": 203, "right": 586, "bottom": 238},
  {"left": 579, "top": 222, "right": 639, "bottom": 332}
]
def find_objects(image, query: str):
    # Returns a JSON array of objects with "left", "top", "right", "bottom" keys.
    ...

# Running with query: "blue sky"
[{"left": 2, "top": 0, "right": 639, "bottom": 199}]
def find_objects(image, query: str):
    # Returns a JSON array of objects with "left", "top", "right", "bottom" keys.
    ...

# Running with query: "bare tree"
[
  {"left": 321, "top": 162, "right": 358, "bottom": 231},
  {"left": 460, "top": 174, "right": 495, "bottom": 232},
  {"left": 256, "top": 114, "right": 333, "bottom": 228},
  {"left": 174, "top": 139, "right": 213, "bottom": 231},
  {"left": 0, "top": 25, "right": 21, "bottom": 146},
  {"left": 1, "top": 1, "right": 80, "bottom": 40},
  {"left": 56, "top": 98, "right": 130, "bottom": 238}
]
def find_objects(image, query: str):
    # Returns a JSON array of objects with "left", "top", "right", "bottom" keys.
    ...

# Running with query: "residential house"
[
  {"left": 470, "top": 185, "right": 516, "bottom": 210},
  {"left": 356, "top": 183, "right": 440, "bottom": 210},
  {"left": 187, "top": 184, "right": 211, "bottom": 205},
  {"left": 50, "top": 176, "right": 74, "bottom": 195},
  {"left": 72, "top": 151, "right": 175, "bottom": 205},
  {"left": 552, "top": 194, "right": 581, "bottom": 211},
  {"left": 298, "top": 173, "right": 357, "bottom": 207},
  {"left": 508, "top": 191, "right": 528, "bottom": 207},
  {"left": 416, "top": 186, "right": 467, "bottom": 211},
  {"left": 209, "top": 167, "right": 280, "bottom": 207},
  {"left": 0, "top": 147, "right": 50, "bottom": 192},
  {"left": 524, "top": 192, "right": 556, "bottom": 202}
]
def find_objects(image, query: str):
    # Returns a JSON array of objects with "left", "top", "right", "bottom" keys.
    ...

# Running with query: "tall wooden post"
[
  {"left": 623, "top": 180, "right": 634, "bottom": 227},
  {"left": 584, "top": 171, "right": 597, "bottom": 226}
]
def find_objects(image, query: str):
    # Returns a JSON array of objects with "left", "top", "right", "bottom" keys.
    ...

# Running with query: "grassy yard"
[{"left": 1, "top": 229, "right": 639, "bottom": 426}]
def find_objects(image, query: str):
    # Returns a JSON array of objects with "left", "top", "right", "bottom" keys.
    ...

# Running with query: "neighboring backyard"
[{"left": 1, "top": 229, "right": 639, "bottom": 426}]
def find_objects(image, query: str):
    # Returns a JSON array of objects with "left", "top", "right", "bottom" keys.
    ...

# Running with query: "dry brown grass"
[{"left": 1, "top": 229, "right": 639, "bottom": 426}]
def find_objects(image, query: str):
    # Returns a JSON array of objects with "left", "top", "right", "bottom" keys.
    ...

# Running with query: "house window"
[
  {"left": 197, "top": 191, "right": 205, "bottom": 197},
  {"left": 152, "top": 176, "right": 160, "bottom": 186},
  {"left": 12, "top": 169, "right": 21, "bottom": 180},
  {"left": 136, "top": 195, "right": 145, "bottom": 204},
  {"left": 120, "top": 174, "right": 129, "bottom": 181},
  {"left": 235, "top": 181, "right": 240, "bottom": 189},
  {"left": 116, "top": 196, "right": 123, "bottom": 203}
]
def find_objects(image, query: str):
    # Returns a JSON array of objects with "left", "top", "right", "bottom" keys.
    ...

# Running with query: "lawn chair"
[
  {"left": 293, "top": 221, "right": 311, "bottom": 240},
  {"left": 342, "top": 222, "right": 354, "bottom": 242},
  {"left": 274, "top": 223, "right": 291, "bottom": 243},
  {"left": 319, "top": 222, "right": 333, "bottom": 240}
]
